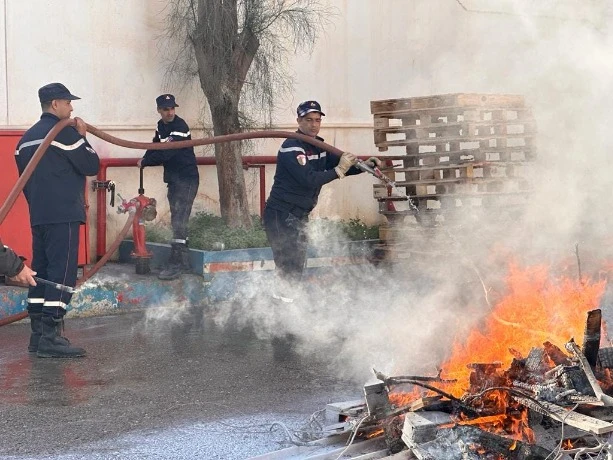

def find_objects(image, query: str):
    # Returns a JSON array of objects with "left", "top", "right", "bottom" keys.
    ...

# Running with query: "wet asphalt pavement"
[{"left": 0, "top": 307, "right": 360, "bottom": 459}]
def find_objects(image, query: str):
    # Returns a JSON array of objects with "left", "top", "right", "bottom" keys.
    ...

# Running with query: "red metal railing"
[{"left": 96, "top": 156, "right": 278, "bottom": 259}]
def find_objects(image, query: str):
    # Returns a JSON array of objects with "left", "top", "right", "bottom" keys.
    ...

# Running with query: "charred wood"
[
  {"left": 582, "top": 309, "right": 602, "bottom": 367},
  {"left": 525, "top": 348, "right": 549, "bottom": 375},
  {"left": 383, "top": 416, "right": 405, "bottom": 454},
  {"left": 543, "top": 341, "right": 572, "bottom": 366},
  {"left": 566, "top": 339, "right": 613, "bottom": 406},
  {"left": 372, "top": 368, "right": 456, "bottom": 386},
  {"left": 598, "top": 347, "right": 613, "bottom": 369},
  {"left": 408, "top": 425, "right": 550, "bottom": 460},
  {"left": 506, "top": 357, "right": 528, "bottom": 382},
  {"left": 468, "top": 362, "right": 508, "bottom": 393},
  {"left": 559, "top": 366, "right": 593, "bottom": 396},
  {"left": 515, "top": 397, "right": 613, "bottom": 434}
]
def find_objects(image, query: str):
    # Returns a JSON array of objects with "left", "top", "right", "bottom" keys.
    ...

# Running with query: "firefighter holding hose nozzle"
[{"left": 263, "top": 100, "right": 381, "bottom": 302}]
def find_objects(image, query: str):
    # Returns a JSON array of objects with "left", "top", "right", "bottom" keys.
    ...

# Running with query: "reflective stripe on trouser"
[
  {"left": 262, "top": 206, "right": 308, "bottom": 282},
  {"left": 28, "top": 222, "right": 80, "bottom": 318},
  {"left": 167, "top": 179, "right": 198, "bottom": 241}
]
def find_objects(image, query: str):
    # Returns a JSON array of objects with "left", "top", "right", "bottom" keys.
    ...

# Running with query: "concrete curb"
[
  {"left": 0, "top": 240, "right": 380, "bottom": 320},
  {"left": 118, "top": 240, "right": 380, "bottom": 281}
]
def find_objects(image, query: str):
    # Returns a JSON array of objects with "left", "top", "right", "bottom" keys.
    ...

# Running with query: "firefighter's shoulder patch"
[{"left": 296, "top": 154, "right": 307, "bottom": 166}]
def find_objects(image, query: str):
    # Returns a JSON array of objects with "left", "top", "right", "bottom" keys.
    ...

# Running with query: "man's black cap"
[
  {"left": 156, "top": 94, "right": 179, "bottom": 108},
  {"left": 38, "top": 83, "right": 81, "bottom": 103},
  {"left": 297, "top": 100, "right": 325, "bottom": 118}
]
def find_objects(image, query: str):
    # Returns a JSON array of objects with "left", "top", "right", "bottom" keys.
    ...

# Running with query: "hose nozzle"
[
  {"left": 355, "top": 159, "right": 396, "bottom": 187},
  {"left": 33, "top": 277, "right": 75, "bottom": 294}
]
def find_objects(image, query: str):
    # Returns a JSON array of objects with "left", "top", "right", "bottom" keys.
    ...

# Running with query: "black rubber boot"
[
  {"left": 158, "top": 243, "right": 186, "bottom": 280},
  {"left": 36, "top": 316, "right": 86, "bottom": 358},
  {"left": 179, "top": 244, "right": 191, "bottom": 273},
  {"left": 27, "top": 312, "right": 42, "bottom": 353}
]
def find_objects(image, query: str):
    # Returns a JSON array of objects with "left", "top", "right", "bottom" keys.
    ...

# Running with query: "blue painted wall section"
[
  {"left": 0, "top": 240, "right": 379, "bottom": 321},
  {"left": 119, "top": 240, "right": 379, "bottom": 280},
  {"left": 0, "top": 267, "right": 208, "bottom": 319}
]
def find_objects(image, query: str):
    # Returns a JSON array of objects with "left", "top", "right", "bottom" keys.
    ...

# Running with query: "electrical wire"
[
  {"left": 544, "top": 403, "right": 578, "bottom": 460},
  {"left": 215, "top": 408, "right": 335, "bottom": 448},
  {"left": 333, "top": 415, "right": 370, "bottom": 460},
  {"left": 269, "top": 422, "right": 313, "bottom": 446}
]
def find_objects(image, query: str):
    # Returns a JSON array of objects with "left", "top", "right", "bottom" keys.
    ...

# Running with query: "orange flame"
[
  {"left": 442, "top": 263, "right": 606, "bottom": 397},
  {"left": 562, "top": 439, "right": 573, "bottom": 449},
  {"left": 390, "top": 262, "right": 607, "bottom": 445},
  {"left": 389, "top": 386, "right": 421, "bottom": 407}
]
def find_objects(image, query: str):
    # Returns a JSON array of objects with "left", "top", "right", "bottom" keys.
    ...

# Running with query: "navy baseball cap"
[
  {"left": 297, "top": 100, "right": 325, "bottom": 117},
  {"left": 156, "top": 94, "right": 179, "bottom": 108},
  {"left": 38, "top": 83, "right": 80, "bottom": 103}
]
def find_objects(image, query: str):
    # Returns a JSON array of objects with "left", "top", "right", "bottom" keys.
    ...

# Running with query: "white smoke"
[{"left": 145, "top": 1, "right": 613, "bottom": 386}]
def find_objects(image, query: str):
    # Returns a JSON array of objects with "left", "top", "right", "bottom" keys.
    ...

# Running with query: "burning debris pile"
[{"left": 321, "top": 267, "right": 613, "bottom": 459}]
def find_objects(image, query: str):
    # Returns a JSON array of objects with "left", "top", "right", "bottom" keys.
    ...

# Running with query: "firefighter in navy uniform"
[
  {"left": 263, "top": 100, "right": 381, "bottom": 300},
  {"left": 15, "top": 82, "right": 100, "bottom": 358},
  {"left": 138, "top": 94, "right": 199, "bottom": 280}
]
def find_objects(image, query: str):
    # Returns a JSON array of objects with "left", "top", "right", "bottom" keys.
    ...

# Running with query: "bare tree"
[{"left": 161, "top": 0, "right": 331, "bottom": 228}]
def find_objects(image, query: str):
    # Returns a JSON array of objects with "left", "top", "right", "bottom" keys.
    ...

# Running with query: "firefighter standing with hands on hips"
[
  {"left": 263, "top": 100, "right": 381, "bottom": 301},
  {"left": 137, "top": 94, "right": 199, "bottom": 280},
  {"left": 15, "top": 82, "right": 100, "bottom": 358}
]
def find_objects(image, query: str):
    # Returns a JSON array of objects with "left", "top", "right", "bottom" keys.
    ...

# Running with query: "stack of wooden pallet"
[{"left": 370, "top": 93, "right": 537, "bottom": 259}]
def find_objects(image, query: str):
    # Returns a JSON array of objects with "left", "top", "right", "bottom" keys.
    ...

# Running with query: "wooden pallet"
[
  {"left": 375, "top": 188, "right": 532, "bottom": 211},
  {"left": 381, "top": 162, "right": 532, "bottom": 181},
  {"left": 376, "top": 132, "right": 535, "bottom": 152},
  {"left": 374, "top": 119, "right": 536, "bottom": 138},
  {"left": 370, "top": 93, "right": 537, "bottom": 237},
  {"left": 371, "top": 93, "right": 535, "bottom": 152},
  {"left": 370, "top": 93, "right": 526, "bottom": 114},
  {"left": 397, "top": 146, "right": 536, "bottom": 163},
  {"left": 375, "top": 122, "right": 536, "bottom": 149}
]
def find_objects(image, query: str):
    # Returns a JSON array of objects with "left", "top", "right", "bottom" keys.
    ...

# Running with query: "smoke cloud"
[
  {"left": 214, "top": 1, "right": 613, "bottom": 384},
  {"left": 140, "top": 2, "right": 613, "bottom": 387}
]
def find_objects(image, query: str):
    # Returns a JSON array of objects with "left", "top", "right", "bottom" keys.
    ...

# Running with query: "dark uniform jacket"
[
  {"left": 141, "top": 115, "right": 199, "bottom": 184},
  {"left": 15, "top": 113, "right": 100, "bottom": 226},
  {"left": 266, "top": 131, "right": 360, "bottom": 216},
  {"left": 0, "top": 238, "right": 24, "bottom": 277}
]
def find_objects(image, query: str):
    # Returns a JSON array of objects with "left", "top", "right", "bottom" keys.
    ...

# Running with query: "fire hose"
[{"left": 0, "top": 117, "right": 396, "bottom": 327}]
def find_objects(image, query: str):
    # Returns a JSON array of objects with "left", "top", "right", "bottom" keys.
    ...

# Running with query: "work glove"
[
  {"left": 365, "top": 156, "right": 382, "bottom": 168},
  {"left": 335, "top": 151, "right": 358, "bottom": 179}
]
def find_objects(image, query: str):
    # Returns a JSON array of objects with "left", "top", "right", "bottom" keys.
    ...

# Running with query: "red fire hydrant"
[{"left": 117, "top": 168, "right": 157, "bottom": 274}]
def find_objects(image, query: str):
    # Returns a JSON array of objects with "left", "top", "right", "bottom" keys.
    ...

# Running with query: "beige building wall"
[{"left": 1, "top": 0, "right": 612, "bottom": 252}]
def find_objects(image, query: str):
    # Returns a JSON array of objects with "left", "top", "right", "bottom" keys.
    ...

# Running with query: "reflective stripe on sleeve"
[
  {"left": 169, "top": 131, "right": 190, "bottom": 138},
  {"left": 279, "top": 147, "right": 306, "bottom": 154},
  {"left": 307, "top": 152, "right": 327, "bottom": 160},
  {"left": 16, "top": 139, "right": 44, "bottom": 155},
  {"left": 50, "top": 138, "right": 86, "bottom": 151}
]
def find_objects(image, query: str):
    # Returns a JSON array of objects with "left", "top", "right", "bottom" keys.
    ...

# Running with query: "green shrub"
[
  {"left": 188, "top": 212, "right": 268, "bottom": 250},
  {"left": 144, "top": 212, "right": 379, "bottom": 250},
  {"left": 143, "top": 224, "right": 172, "bottom": 244}
]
